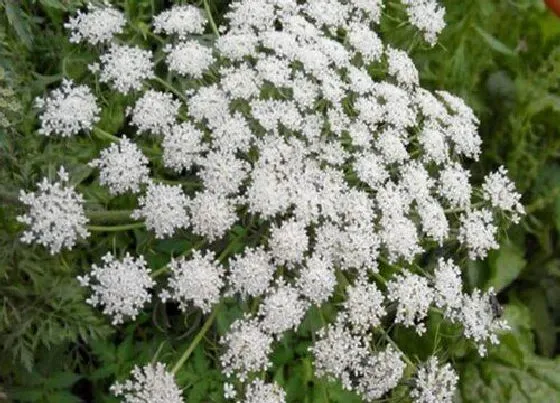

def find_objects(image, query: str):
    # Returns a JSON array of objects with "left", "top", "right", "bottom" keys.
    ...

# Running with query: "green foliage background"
[{"left": 0, "top": 0, "right": 559, "bottom": 402}]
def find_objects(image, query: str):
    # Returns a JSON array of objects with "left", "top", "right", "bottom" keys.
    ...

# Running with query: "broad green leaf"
[
  {"left": 459, "top": 303, "right": 560, "bottom": 402},
  {"left": 521, "top": 288, "right": 556, "bottom": 357},
  {"left": 473, "top": 26, "right": 517, "bottom": 56},
  {"left": 4, "top": 3, "right": 33, "bottom": 49},
  {"left": 48, "top": 371, "right": 81, "bottom": 389},
  {"left": 487, "top": 240, "right": 526, "bottom": 292}
]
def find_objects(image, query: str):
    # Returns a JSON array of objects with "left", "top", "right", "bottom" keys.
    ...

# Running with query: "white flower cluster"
[
  {"left": 460, "top": 288, "right": 510, "bottom": 355},
  {"left": 19, "top": 0, "right": 526, "bottom": 401},
  {"left": 410, "top": 356, "right": 458, "bottom": 403},
  {"left": 153, "top": 5, "right": 207, "bottom": 39},
  {"left": 94, "top": 44, "right": 155, "bottom": 93},
  {"left": 129, "top": 90, "right": 180, "bottom": 135},
  {"left": 35, "top": 79, "right": 100, "bottom": 137},
  {"left": 243, "top": 379, "right": 286, "bottom": 403},
  {"left": 17, "top": 167, "right": 89, "bottom": 254},
  {"left": 131, "top": 182, "right": 190, "bottom": 238},
  {"left": 78, "top": 252, "right": 154, "bottom": 325},
  {"left": 64, "top": 2, "right": 126, "bottom": 45},
  {"left": 401, "top": 0, "right": 446, "bottom": 46},
  {"left": 160, "top": 251, "right": 223, "bottom": 313},
  {"left": 89, "top": 136, "right": 149, "bottom": 195},
  {"left": 111, "top": 362, "right": 183, "bottom": 403}
]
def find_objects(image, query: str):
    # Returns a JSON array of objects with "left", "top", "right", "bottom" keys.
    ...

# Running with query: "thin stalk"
[
  {"left": 379, "top": 328, "right": 414, "bottom": 367},
  {"left": 171, "top": 308, "right": 219, "bottom": 374},
  {"left": 86, "top": 210, "right": 134, "bottom": 224},
  {"left": 93, "top": 127, "right": 119, "bottom": 142},
  {"left": 87, "top": 222, "right": 145, "bottom": 232},
  {"left": 203, "top": 0, "right": 220, "bottom": 37},
  {"left": 152, "top": 76, "right": 188, "bottom": 103}
]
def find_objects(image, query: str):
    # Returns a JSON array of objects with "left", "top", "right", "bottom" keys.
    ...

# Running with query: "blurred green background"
[{"left": 0, "top": 0, "right": 559, "bottom": 401}]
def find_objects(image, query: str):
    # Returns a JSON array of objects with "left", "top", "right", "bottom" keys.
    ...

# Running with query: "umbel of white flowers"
[{"left": 20, "top": 0, "right": 525, "bottom": 402}]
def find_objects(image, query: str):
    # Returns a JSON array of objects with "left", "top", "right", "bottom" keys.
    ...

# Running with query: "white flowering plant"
[{"left": 5, "top": 0, "right": 560, "bottom": 402}]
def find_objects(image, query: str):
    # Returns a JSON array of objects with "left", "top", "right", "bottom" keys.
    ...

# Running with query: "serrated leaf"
[
  {"left": 487, "top": 240, "right": 526, "bottom": 292},
  {"left": 48, "top": 372, "right": 81, "bottom": 389}
]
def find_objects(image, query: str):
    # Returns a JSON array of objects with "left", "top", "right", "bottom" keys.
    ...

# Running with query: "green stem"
[
  {"left": 171, "top": 308, "right": 219, "bottom": 374},
  {"left": 86, "top": 210, "right": 134, "bottom": 224},
  {"left": 152, "top": 76, "right": 188, "bottom": 103},
  {"left": 87, "top": 222, "right": 145, "bottom": 232},
  {"left": 0, "top": 190, "right": 20, "bottom": 204},
  {"left": 203, "top": 0, "right": 220, "bottom": 37},
  {"left": 93, "top": 127, "right": 119, "bottom": 142},
  {"left": 379, "top": 328, "right": 414, "bottom": 367}
]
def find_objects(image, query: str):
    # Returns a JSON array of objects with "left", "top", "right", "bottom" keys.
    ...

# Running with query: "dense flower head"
[
  {"left": 65, "top": 2, "right": 126, "bottom": 45},
  {"left": 354, "top": 347, "right": 407, "bottom": 401},
  {"left": 401, "top": 0, "right": 446, "bottom": 46},
  {"left": 17, "top": 167, "right": 89, "bottom": 254},
  {"left": 460, "top": 288, "right": 510, "bottom": 355},
  {"left": 164, "top": 41, "right": 215, "bottom": 78},
  {"left": 482, "top": 165, "right": 525, "bottom": 222},
  {"left": 258, "top": 279, "right": 309, "bottom": 336},
  {"left": 227, "top": 247, "right": 275, "bottom": 299},
  {"left": 89, "top": 136, "right": 150, "bottom": 195},
  {"left": 387, "top": 272, "right": 434, "bottom": 335},
  {"left": 160, "top": 250, "right": 223, "bottom": 313},
  {"left": 310, "top": 322, "right": 369, "bottom": 391},
  {"left": 77, "top": 252, "right": 154, "bottom": 325},
  {"left": 131, "top": 182, "right": 190, "bottom": 238},
  {"left": 35, "top": 79, "right": 100, "bottom": 137},
  {"left": 110, "top": 362, "right": 183, "bottom": 403},
  {"left": 243, "top": 379, "right": 286, "bottom": 403},
  {"left": 220, "top": 317, "right": 274, "bottom": 381},
  {"left": 458, "top": 209, "right": 499, "bottom": 260},
  {"left": 153, "top": 5, "right": 208, "bottom": 39},
  {"left": 27, "top": 0, "right": 528, "bottom": 399},
  {"left": 94, "top": 44, "right": 155, "bottom": 93},
  {"left": 129, "top": 90, "right": 181, "bottom": 136},
  {"left": 433, "top": 258, "right": 463, "bottom": 320},
  {"left": 343, "top": 278, "right": 386, "bottom": 333},
  {"left": 410, "top": 356, "right": 459, "bottom": 403}
]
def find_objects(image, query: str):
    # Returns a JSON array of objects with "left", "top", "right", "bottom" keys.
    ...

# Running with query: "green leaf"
[
  {"left": 487, "top": 240, "right": 526, "bottom": 292},
  {"left": 473, "top": 26, "right": 516, "bottom": 56},
  {"left": 48, "top": 371, "right": 81, "bottom": 389},
  {"left": 4, "top": 3, "right": 33, "bottom": 49},
  {"left": 459, "top": 303, "right": 560, "bottom": 402}
]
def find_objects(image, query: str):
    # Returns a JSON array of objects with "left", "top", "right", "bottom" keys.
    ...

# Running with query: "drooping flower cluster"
[
  {"left": 17, "top": 0, "right": 528, "bottom": 401},
  {"left": 111, "top": 362, "right": 183, "bottom": 403},
  {"left": 17, "top": 167, "right": 89, "bottom": 254},
  {"left": 78, "top": 252, "right": 154, "bottom": 325}
]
